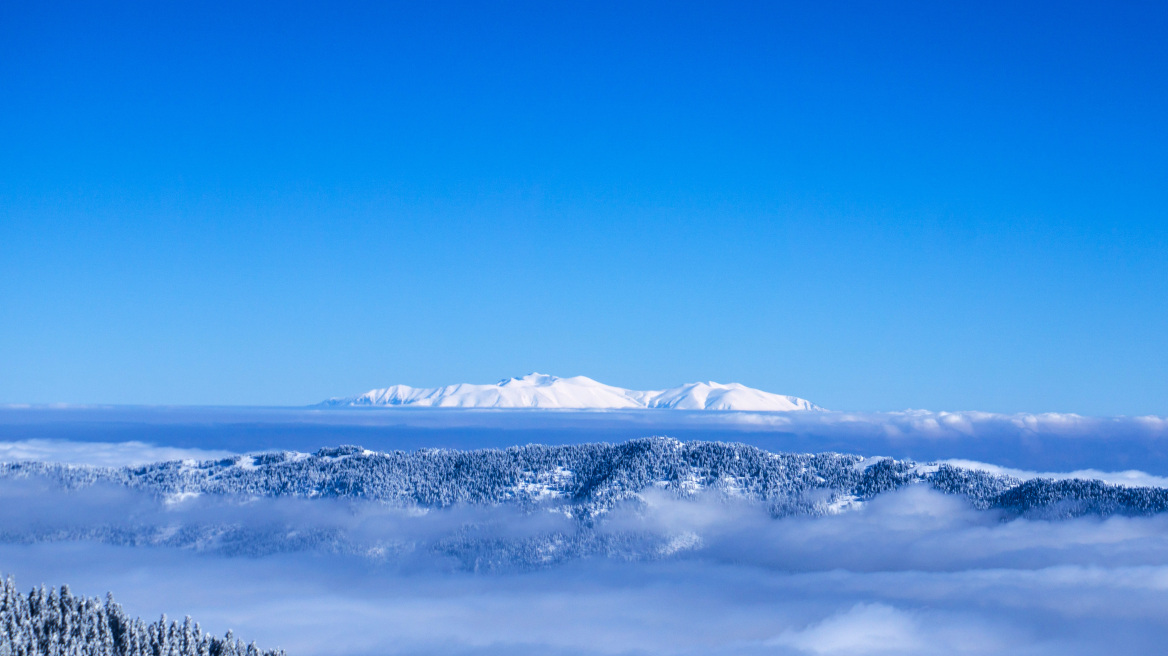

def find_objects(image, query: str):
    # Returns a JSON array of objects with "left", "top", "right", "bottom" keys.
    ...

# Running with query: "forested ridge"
[
  {"left": 2, "top": 438, "right": 1168, "bottom": 651},
  {"left": 3, "top": 437, "right": 1166, "bottom": 519}
]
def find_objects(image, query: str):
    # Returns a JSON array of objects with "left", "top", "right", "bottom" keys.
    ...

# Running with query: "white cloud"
[
  {"left": 938, "top": 459, "right": 1168, "bottom": 488},
  {"left": 768, "top": 604, "right": 927, "bottom": 654},
  {"left": 765, "top": 603, "right": 1031, "bottom": 655},
  {"left": 5, "top": 405, "right": 1168, "bottom": 474},
  {"left": 1, "top": 487, "right": 1168, "bottom": 655},
  {"left": 0, "top": 439, "right": 235, "bottom": 467},
  {"left": 4, "top": 408, "right": 1168, "bottom": 654}
]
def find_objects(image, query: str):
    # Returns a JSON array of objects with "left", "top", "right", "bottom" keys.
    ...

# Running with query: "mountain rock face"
[{"left": 325, "top": 373, "right": 822, "bottom": 411}]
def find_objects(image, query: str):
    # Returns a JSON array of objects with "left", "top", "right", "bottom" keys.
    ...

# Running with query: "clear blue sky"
[{"left": 2, "top": 1, "right": 1165, "bottom": 413}]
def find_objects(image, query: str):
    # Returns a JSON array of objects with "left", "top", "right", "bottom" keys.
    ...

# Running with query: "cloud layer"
[
  {"left": 0, "top": 438, "right": 234, "bottom": 467},
  {"left": 3, "top": 408, "right": 1168, "bottom": 655},
  {"left": 2, "top": 483, "right": 1168, "bottom": 655},
  {"left": 3, "top": 405, "right": 1167, "bottom": 473}
]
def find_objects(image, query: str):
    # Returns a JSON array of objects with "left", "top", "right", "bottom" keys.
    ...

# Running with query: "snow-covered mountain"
[{"left": 324, "top": 373, "right": 822, "bottom": 411}]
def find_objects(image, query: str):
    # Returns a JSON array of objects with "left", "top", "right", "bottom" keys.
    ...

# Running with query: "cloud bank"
[
  {"left": 3, "top": 405, "right": 1167, "bottom": 472},
  {"left": 2, "top": 479, "right": 1168, "bottom": 655},
  {"left": 3, "top": 409, "right": 1168, "bottom": 655},
  {"left": 0, "top": 438, "right": 235, "bottom": 467}
]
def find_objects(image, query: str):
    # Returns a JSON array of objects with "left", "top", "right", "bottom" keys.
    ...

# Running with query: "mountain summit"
[{"left": 324, "top": 373, "right": 822, "bottom": 411}]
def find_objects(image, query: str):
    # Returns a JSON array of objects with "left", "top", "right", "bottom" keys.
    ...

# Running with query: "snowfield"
[{"left": 324, "top": 373, "right": 823, "bottom": 411}]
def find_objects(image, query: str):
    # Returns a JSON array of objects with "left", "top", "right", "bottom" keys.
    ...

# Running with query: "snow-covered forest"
[
  {"left": 0, "top": 438, "right": 1166, "bottom": 569},
  {"left": 4, "top": 437, "right": 1167, "bottom": 519},
  {"left": 0, "top": 577, "right": 281, "bottom": 656},
  {"left": 2, "top": 435, "right": 1168, "bottom": 654}
]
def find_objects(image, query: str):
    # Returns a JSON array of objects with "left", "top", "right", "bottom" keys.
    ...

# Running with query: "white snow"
[
  {"left": 633, "top": 381, "right": 819, "bottom": 411},
  {"left": 512, "top": 465, "right": 574, "bottom": 500},
  {"left": 824, "top": 494, "right": 863, "bottom": 514},
  {"left": 327, "top": 373, "right": 821, "bottom": 412},
  {"left": 164, "top": 491, "right": 202, "bottom": 506}
]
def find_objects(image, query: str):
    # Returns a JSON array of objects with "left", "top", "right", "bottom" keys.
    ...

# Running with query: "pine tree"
[{"left": 0, "top": 577, "right": 282, "bottom": 656}]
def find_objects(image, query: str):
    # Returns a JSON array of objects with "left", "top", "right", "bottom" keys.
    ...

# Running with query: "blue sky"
[{"left": 1, "top": 1, "right": 1165, "bottom": 413}]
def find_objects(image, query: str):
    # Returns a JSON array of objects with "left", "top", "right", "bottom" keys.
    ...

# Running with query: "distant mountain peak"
[
  {"left": 324, "top": 374, "right": 822, "bottom": 411},
  {"left": 499, "top": 372, "right": 566, "bottom": 385}
]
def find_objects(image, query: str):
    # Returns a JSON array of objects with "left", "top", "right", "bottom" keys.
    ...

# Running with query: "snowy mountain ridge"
[
  {"left": 325, "top": 373, "right": 822, "bottom": 411},
  {"left": 4, "top": 437, "right": 1168, "bottom": 569}
]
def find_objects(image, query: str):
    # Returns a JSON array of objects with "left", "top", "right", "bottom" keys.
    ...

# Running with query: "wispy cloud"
[
  {"left": 937, "top": 459, "right": 1168, "bottom": 488},
  {"left": 0, "top": 439, "right": 235, "bottom": 467},
  {"left": 765, "top": 603, "right": 1017, "bottom": 655}
]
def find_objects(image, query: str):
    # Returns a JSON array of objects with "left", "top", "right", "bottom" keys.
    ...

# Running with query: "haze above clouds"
[{"left": 3, "top": 405, "right": 1165, "bottom": 473}]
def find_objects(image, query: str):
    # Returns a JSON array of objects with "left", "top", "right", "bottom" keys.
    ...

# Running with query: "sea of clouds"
[
  {"left": 3, "top": 486, "right": 1168, "bottom": 655},
  {"left": 3, "top": 406, "right": 1168, "bottom": 655}
]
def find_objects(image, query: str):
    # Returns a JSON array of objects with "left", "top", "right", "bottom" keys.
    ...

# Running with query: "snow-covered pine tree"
[{"left": 0, "top": 577, "right": 282, "bottom": 656}]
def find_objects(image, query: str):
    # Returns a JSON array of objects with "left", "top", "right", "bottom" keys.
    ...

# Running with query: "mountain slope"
[
  {"left": 4, "top": 438, "right": 1167, "bottom": 568},
  {"left": 326, "top": 373, "right": 822, "bottom": 411},
  {"left": 7, "top": 438, "right": 1161, "bottom": 520}
]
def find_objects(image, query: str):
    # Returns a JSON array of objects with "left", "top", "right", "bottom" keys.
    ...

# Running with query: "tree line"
[{"left": 1, "top": 577, "right": 282, "bottom": 656}]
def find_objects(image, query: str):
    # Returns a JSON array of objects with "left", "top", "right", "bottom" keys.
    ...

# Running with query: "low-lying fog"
[
  {"left": 3, "top": 407, "right": 1168, "bottom": 654},
  {"left": 3, "top": 486, "right": 1168, "bottom": 655}
]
